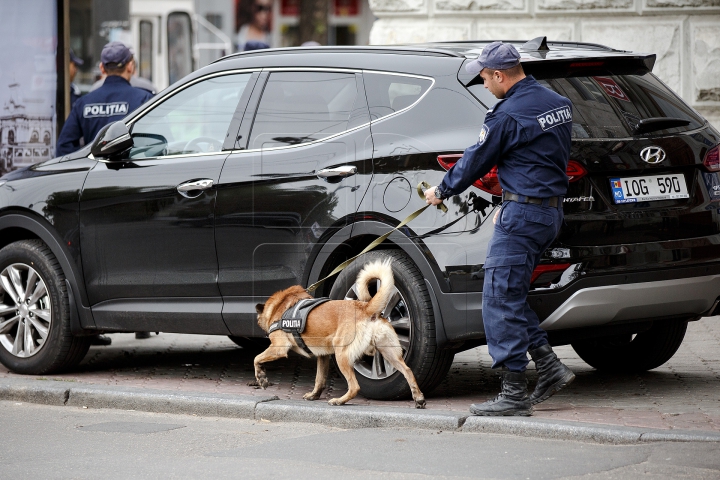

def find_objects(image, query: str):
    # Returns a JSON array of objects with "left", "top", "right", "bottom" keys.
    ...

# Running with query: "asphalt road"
[{"left": 1, "top": 401, "right": 719, "bottom": 479}]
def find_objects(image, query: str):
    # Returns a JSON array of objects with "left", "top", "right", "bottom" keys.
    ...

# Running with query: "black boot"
[
  {"left": 528, "top": 344, "right": 575, "bottom": 405},
  {"left": 469, "top": 369, "right": 533, "bottom": 416}
]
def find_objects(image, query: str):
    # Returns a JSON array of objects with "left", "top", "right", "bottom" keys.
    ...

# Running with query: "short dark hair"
[
  {"left": 501, "top": 64, "right": 525, "bottom": 78},
  {"left": 103, "top": 58, "right": 132, "bottom": 76}
]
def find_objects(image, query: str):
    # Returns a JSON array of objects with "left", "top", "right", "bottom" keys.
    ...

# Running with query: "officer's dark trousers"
[{"left": 482, "top": 200, "right": 563, "bottom": 372}]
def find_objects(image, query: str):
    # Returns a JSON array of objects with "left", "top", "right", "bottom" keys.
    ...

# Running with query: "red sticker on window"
[{"left": 593, "top": 76, "right": 630, "bottom": 102}]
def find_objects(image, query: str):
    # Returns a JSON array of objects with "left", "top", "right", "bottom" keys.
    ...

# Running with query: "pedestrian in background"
[
  {"left": 69, "top": 49, "right": 84, "bottom": 109},
  {"left": 425, "top": 42, "right": 576, "bottom": 416},
  {"left": 56, "top": 41, "right": 153, "bottom": 157}
]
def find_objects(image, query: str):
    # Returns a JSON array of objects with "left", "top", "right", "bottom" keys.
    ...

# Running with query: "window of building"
[
  {"left": 248, "top": 71, "right": 358, "bottom": 149},
  {"left": 167, "top": 12, "right": 194, "bottom": 85}
]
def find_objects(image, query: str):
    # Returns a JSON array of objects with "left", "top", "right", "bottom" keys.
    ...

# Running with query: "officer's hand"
[
  {"left": 425, "top": 186, "right": 443, "bottom": 206},
  {"left": 493, "top": 208, "right": 501, "bottom": 225}
]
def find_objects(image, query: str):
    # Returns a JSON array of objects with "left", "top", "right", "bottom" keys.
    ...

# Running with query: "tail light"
[
  {"left": 531, "top": 263, "right": 571, "bottom": 285},
  {"left": 437, "top": 155, "right": 587, "bottom": 196},
  {"left": 704, "top": 145, "right": 720, "bottom": 172}
]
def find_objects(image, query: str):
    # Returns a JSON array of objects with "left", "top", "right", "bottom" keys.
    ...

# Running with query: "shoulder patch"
[
  {"left": 537, "top": 106, "right": 572, "bottom": 131},
  {"left": 83, "top": 102, "right": 129, "bottom": 118},
  {"left": 478, "top": 124, "right": 489, "bottom": 144}
]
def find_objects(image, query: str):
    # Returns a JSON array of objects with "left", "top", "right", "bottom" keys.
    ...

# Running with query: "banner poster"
[{"left": 0, "top": 0, "right": 58, "bottom": 175}]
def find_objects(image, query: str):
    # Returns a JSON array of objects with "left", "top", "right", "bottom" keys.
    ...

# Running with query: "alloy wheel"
[
  {"left": 344, "top": 280, "right": 412, "bottom": 380},
  {"left": 0, "top": 263, "right": 52, "bottom": 358}
]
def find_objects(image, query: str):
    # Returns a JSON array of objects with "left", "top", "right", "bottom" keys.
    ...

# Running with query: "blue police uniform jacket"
[
  {"left": 56, "top": 76, "right": 153, "bottom": 157},
  {"left": 438, "top": 75, "right": 572, "bottom": 199}
]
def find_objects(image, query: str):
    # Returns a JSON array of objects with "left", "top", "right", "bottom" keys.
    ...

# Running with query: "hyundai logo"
[{"left": 640, "top": 146, "right": 666, "bottom": 164}]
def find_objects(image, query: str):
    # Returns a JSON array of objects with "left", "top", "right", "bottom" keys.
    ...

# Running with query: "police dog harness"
[{"left": 268, "top": 297, "right": 330, "bottom": 355}]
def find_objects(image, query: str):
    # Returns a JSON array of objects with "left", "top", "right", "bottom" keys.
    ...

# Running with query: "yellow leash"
[{"left": 306, "top": 182, "right": 446, "bottom": 293}]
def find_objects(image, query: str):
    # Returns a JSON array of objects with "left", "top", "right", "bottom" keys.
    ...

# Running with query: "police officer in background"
[
  {"left": 69, "top": 50, "right": 84, "bottom": 109},
  {"left": 56, "top": 41, "right": 153, "bottom": 157},
  {"left": 425, "top": 42, "right": 576, "bottom": 416}
]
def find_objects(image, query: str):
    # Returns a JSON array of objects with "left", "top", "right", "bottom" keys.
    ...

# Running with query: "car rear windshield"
[{"left": 466, "top": 73, "right": 705, "bottom": 139}]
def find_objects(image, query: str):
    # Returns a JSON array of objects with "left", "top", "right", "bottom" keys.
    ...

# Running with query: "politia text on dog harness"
[{"left": 268, "top": 297, "right": 331, "bottom": 355}]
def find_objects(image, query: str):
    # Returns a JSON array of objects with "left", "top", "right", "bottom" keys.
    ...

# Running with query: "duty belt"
[
  {"left": 503, "top": 192, "right": 561, "bottom": 208},
  {"left": 268, "top": 297, "right": 330, "bottom": 355}
]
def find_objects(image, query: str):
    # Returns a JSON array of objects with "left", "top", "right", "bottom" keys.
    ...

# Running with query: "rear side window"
[
  {"left": 364, "top": 72, "right": 432, "bottom": 121},
  {"left": 467, "top": 73, "right": 704, "bottom": 139},
  {"left": 249, "top": 71, "right": 358, "bottom": 149}
]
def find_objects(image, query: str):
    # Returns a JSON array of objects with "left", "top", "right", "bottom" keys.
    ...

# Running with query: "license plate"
[{"left": 610, "top": 174, "right": 689, "bottom": 204}]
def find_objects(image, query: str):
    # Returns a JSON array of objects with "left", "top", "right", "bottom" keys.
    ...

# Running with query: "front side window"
[
  {"left": 129, "top": 73, "right": 252, "bottom": 159},
  {"left": 248, "top": 71, "right": 358, "bottom": 149},
  {"left": 363, "top": 72, "right": 432, "bottom": 122}
]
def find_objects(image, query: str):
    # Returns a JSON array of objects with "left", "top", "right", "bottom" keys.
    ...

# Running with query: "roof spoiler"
[{"left": 459, "top": 53, "right": 657, "bottom": 86}]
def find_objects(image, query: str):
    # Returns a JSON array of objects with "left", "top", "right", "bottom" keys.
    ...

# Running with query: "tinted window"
[
  {"left": 129, "top": 73, "right": 252, "bottom": 159},
  {"left": 364, "top": 72, "right": 432, "bottom": 121},
  {"left": 248, "top": 72, "right": 358, "bottom": 149},
  {"left": 467, "top": 74, "right": 704, "bottom": 139}
]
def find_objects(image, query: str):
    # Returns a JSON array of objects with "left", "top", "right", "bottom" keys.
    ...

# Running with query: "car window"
[
  {"left": 467, "top": 73, "right": 704, "bottom": 139},
  {"left": 248, "top": 71, "right": 358, "bottom": 149},
  {"left": 363, "top": 72, "right": 432, "bottom": 122},
  {"left": 128, "top": 73, "right": 252, "bottom": 159}
]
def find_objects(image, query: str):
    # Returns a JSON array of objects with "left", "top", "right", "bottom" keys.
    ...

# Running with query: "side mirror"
[{"left": 90, "top": 121, "right": 133, "bottom": 159}]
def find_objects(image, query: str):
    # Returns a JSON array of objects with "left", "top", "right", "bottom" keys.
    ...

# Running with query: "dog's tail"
[{"left": 355, "top": 259, "right": 394, "bottom": 317}]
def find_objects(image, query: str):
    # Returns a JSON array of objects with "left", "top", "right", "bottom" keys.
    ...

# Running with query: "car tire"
[
  {"left": 228, "top": 336, "right": 270, "bottom": 352},
  {"left": 0, "top": 240, "right": 91, "bottom": 374},
  {"left": 571, "top": 319, "right": 688, "bottom": 372},
  {"left": 328, "top": 249, "right": 454, "bottom": 400}
]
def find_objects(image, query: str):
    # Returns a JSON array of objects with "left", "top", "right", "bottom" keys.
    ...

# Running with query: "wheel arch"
[
  {"left": 0, "top": 212, "right": 95, "bottom": 331},
  {"left": 305, "top": 220, "right": 450, "bottom": 347}
]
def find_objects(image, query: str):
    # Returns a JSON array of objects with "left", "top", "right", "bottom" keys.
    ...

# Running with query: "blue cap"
[
  {"left": 465, "top": 41, "right": 521, "bottom": 74},
  {"left": 101, "top": 41, "right": 134, "bottom": 67},
  {"left": 69, "top": 49, "right": 84, "bottom": 66}
]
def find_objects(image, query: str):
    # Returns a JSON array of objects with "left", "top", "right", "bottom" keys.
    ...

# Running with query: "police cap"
[
  {"left": 101, "top": 41, "right": 134, "bottom": 68},
  {"left": 465, "top": 41, "right": 521, "bottom": 74}
]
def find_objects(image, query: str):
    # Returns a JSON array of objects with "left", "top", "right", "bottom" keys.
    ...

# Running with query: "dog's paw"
[
  {"left": 258, "top": 376, "right": 270, "bottom": 389},
  {"left": 415, "top": 397, "right": 426, "bottom": 409},
  {"left": 303, "top": 392, "right": 320, "bottom": 401},
  {"left": 247, "top": 379, "right": 260, "bottom": 387},
  {"left": 328, "top": 398, "right": 345, "bottom": 406}
]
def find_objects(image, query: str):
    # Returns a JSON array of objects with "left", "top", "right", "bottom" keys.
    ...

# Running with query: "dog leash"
[{"left": 306, "top": 182, "right": 447, "bottom": 293}]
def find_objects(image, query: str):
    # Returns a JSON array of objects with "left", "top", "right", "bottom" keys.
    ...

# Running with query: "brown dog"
[{"left": 251, "top": 260, "right": 426, "bottom": 408}]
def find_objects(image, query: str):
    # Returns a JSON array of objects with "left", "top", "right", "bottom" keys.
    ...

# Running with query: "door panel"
[{"left": 215, "top": 70, "right": 373, "bottom": 336}]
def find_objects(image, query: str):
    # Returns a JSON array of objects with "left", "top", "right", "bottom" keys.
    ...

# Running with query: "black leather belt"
[{"left": 503, "top": 192, "right": 561, "bottom": 208}]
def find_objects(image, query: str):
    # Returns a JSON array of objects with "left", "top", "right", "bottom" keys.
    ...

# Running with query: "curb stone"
[
  {"left": 67, "top": 384, "right": 278, "bottom": 419},
  {"left": 461, "top": 416, "right": 720, "bottom": 444},
  {"left": 255, "top": 400, "right": 467, "bottom": 430},
  {"left": 2, "top": 377, "right": 720, "bottom": 443}
]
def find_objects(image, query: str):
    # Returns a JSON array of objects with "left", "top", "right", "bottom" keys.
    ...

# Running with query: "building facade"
[{"left": 367, "top": 0, "right": 720, "bottom": 128}]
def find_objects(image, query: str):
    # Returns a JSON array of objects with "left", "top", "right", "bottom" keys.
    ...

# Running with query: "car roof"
[{"left": 215, "top": 39, "right": 643, "bottom": 65}]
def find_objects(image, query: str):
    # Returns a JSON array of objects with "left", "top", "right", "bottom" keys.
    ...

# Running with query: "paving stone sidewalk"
[{"left": 3, "top": 318, "right": 720, "bottom": 433}]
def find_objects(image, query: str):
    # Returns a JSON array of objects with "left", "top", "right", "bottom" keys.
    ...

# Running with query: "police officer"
[
  {"left": 56, "top": 41, "right": 153, "bottom": 157},
  {"left": 69, "top": 49, "right": 84, "bottom": 109},
  {"left": 425, "top": 42, "right": 576, "bottom": 416}
]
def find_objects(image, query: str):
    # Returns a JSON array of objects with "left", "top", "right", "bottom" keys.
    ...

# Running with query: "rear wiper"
[{"left": 633, "top": 117, "right": 691, "bottom": 135}]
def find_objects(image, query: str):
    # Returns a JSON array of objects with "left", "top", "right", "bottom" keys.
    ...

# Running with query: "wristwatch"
[{"left": 434, "top": 186, "right": 445, "bottom": 200}]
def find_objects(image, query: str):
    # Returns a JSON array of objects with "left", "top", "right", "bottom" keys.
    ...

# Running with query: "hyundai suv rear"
[{"left": 0, "top": 39, "right": 718, "bottom": 401}]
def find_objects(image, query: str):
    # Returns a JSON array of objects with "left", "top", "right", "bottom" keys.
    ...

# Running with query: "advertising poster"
[{"left": 0, "top": 0, "right": 58, "bottom": 175}]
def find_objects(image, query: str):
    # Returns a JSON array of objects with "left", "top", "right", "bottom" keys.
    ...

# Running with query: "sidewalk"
[{"left": 2, "top": 317, "right": 720, "bottom": 435}]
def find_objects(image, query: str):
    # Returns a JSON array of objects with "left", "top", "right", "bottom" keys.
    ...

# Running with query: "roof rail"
[{"left": 212, "top": 45, "right": 461, "bottom": 64}]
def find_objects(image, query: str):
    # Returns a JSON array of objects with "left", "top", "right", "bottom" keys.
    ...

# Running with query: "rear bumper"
[{"left": 539, "top": 274, "right": 720, "bottom": 330}]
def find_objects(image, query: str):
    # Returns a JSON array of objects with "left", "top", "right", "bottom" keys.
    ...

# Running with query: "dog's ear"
[{"left": 255, "top": 303, "right": 265, "bottom": 314}]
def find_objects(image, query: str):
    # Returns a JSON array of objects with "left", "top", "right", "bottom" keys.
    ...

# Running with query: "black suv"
[{"left": 1, "top": 39, "right": 719, "bottom": 400}]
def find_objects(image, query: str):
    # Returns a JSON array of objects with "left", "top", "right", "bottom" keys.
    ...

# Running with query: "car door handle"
[
  {"left": 316, "top": 165, "right": 357, "bottom": 179},
  {"left": 177, "top": 179, "right": 214, "bottom": 198}
]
